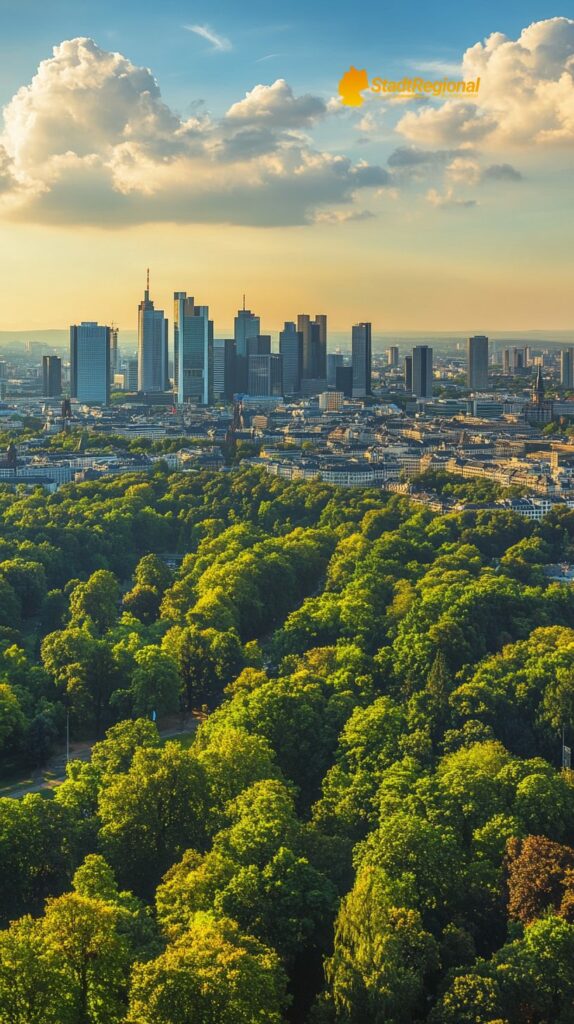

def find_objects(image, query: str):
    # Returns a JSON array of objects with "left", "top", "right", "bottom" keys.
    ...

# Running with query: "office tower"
[
  {"left": 234, "top": 303, "right": 260, "bottom": 392},
  {"left": 42, "top": 355, "right": 62, "bottom": 397},
  {"left": 110, "top": 326, "right": 119, "bottom": 379},
  {"left": 467, "top": 335, "right": 489, "bottom": 390},
  {"left": 0, "top": 361, "right": 7, "bottom": 379},
  {"left": 248, "top": 354, "right": 283, "bottom": 397},
  {"left": 280, "top": 322, "right": 303, "bottom": 396},
  {"left": 138, "top": 271, "right": 168, "bottom": 393},
  {"left": 386, "top": 345, "right": 399, "bottom": 368},
  {"left": 561, "top": 347, "right": 574, "bottom": 388},
  {"left": 213, "top": 339, "right": 236, "bottom": 401},
  {"left": 327, "top": 352, "right": 344, "bottom": 388},
  {"left": 412, "top": 345, "right": 433, "bottom": 399},
  {"left": 174, "top": 293, "right": 213, "bottom": 405},
  {"left": 404, "top": 355, "right": 413, "bottom": 392},
  {"left": 352, "top": 322, "right": 372, "bottom": 398},
  {"left": 336, "top": 365, "right": 353, "bottom": 398},
  {"left": 298, "top": 313, "right": 327, "bottom": 384},
  {"left": 247, "top": 335, "right": 271, "bottom": 356},
  {"left": 515, "top": 348, "right": 525, "bottom": 370},
  {"left": 70, "top": 322, "right": 110, "bottom": 404},
  {"left": 125, "top": 359, "right": 138, "bottom": 391},
  {"left": 314, "top": 315, "right": 327, "bottom": 376}
]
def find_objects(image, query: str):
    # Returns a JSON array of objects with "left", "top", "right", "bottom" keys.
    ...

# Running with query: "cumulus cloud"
[
  {"left": 446, "top": 156, "right": 481, "bottom": 185},
  {"left": 225, "top": 79, "right": 326, "bottom": 128},
  {"left": 398, "top": 102, "right": 497, "bottom": 147},
  {"left": 314, "top": 209, "right": 375, "bottom": 224},
  {"left": 398, "top": 17, "right": 574, "bottom": 147},
  {"left": 426, "top": 187, "right": 477, "bottom": 209},
  {"left": 0, "top": 38, "right": 389, "bottom": 227},
  {"left": 481, "top": 162, "right": 522, "bottom": 181}
]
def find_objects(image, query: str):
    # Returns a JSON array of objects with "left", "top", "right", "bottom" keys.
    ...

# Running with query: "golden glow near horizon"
[{"left": 0, "top": 19, "right": 573, "bottom": 332}]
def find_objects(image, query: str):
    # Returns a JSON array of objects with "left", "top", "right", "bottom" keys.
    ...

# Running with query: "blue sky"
[
  {"left": 0, "top": 0, "right": 564, "bottom": 112},
  {"left": 0, "top": 3, "right": 571, "bottom": 331}
]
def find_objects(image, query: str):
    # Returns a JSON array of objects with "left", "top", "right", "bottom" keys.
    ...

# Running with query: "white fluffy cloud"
[
  {"left": 225, "top": 79, "right": 325, "bottom": 128},
  {"left": 398, "top": 17, "right": 574, "bottom": 147},
  {"left": 0, "top": 38, "right": 388, "bottom": 227}
]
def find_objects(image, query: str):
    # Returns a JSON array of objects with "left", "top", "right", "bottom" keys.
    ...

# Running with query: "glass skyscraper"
[
  {"left": 173, "top": 293, "right": 213, "bottom": 405},
  {"left": 70, "top": 322, "right": 110, "bottom": 404},
  {"left": 280, "top": 322, "right": 303, "bottom": 396},
  {"left": 352, "top": 322, "right": 372, "bottom": 398},
  {"left": 467, "top": 335, "right": 489, "bottom": 391},
  {"left": 234, "top": 305, "right": 260, "bottom": 393},
  {"left": 138, "top": 272, "right": 168, "bottom": 393},
  {"left": 412, "top": 345, "right": 433, "bottom": 400}
]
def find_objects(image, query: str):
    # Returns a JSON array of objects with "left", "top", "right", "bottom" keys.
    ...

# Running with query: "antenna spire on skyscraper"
[
  {"left": 146, "top": 268, "right": 150, "bottom": 299},
  {"left": 242, "top": 293, "right": 246, "bottom": 311}
]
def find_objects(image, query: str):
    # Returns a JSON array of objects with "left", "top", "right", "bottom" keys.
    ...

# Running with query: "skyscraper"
[
  {"left": 561, "top": 348, "right": 574, "bottom": 388},
  {"left": 110, "top": 326, "right": 119, "bottom": 380},
  {"left": 298, "top": 313, "right": 327, "bottom": 387},
  {"left": 125, "top": 359, "right": 138, "bottom": 392},
  {"left": 327, "top": 353, "right": 344, "bottom": 388},
  {"left": 386, "top": 346, "right": 399, "bottom": 368},
  {"left": 467, "top": 335, "right": 489, "bottom": 390},
  {"left": 404, "top": 355, "right": 413, "bottom": 392},
  {"left": 234, "top": 303, "right": 260, "bottom": 393},
  {"left": 279, "top": 322, "right": 303, "bottom": 396},
  {"left": 336, "top": 365, "right": 353, "bottom": 398},
  {"left": 70, "top": 322, "right": 110, "bottom": 404},
  {"left": 42, "top": 356, "right": 62, "bottom": 397},
  {"left": 247, "top": 335, "right": 271, "bottom": 356},
  {"left": 174, "top": 293, "right": 213, "bottom": 405},
  {"left": 138, "top": 271, "right": 168, "bottom": 393},
  {"left": 248, "top": 354, "right": 283, "bottom": 397},
  {"left": 213, "top": 339, "right": 236, "bottom": 401},
  {"left": 412, "top": 345, "right": 433, "bottom": 399},
  {"left": 352, "top": 322, "right": 372, "bottom": 398}
]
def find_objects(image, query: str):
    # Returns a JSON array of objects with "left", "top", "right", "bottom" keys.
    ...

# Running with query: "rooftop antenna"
[
  {"left": 242, "top": 293, "right": 246, "bottom": 311},
  {"left": 145, "top": 268, "right": 150, "bottom": 300}
]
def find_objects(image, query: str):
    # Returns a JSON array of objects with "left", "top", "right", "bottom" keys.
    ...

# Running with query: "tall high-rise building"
[
  {"left": 125, "top": 359, "right": 138, "bottom": 392},
  {"left": 412, "top": 345, "right": 433, "bottom": 399},
  {"left": 247, "top": 335, "right": 271, "bottom": 356},
  {"left": 280, "top": 322, "right": 303, "bottom": 396},
  {"left": 234, "top": 303, "right": 260, "bottom": 393},
  {"left": 174, "top": 293, "right": 213, "bottom": 405},
  {"left": 70, "top": 322, "right": 110, "bottom": 404},
  {"left": 404, "top": 355, "right": 413, "bottom": 392},
  {"left": 467, "top": 335, "right": 489, "bottom": 390},
  {"left": 336, "top": 365, "right": 353, "bottom": 398},
  {"left": 248, "top": 354, "right": 283, "bottom": 397},
  {"left": 352, "top": 322, "right": 372, "bottom": 398},
  {"left": 386, "top": 346, "right": 399, "bottom": 368},
  {"left": 110, "top": 326, "right": 119, "bottom": 380},
  {"left": 138, "top": 271, "right": 168, "bottom": 393},
  {"left": 561, "top": 348, "right": 574, "bottom": 388},
  {"left": 298, "top": 313, "right": 327, "bottom": 385},
  {"left": 42, "top": 356, "right": 62, "bottom": 397},
  {"left": 327, "top": 352, "right": 344, "bottom": 388},
  {"left": 213, "top": 339, "right": 236, "bottom": 401}
]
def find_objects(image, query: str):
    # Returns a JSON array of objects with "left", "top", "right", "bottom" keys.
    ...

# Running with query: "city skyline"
[{"left": 0, "top": 7, "right": 572, "bottom": 330}]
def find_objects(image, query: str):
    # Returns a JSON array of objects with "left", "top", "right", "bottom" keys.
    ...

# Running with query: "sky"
[{"left": 0, "top": 0, "right": 572, "bottom": 333}]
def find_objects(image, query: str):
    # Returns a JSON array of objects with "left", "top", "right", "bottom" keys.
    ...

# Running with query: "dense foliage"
[{"left": 1, "top": 465, "right": 574, "bottom": 1022}]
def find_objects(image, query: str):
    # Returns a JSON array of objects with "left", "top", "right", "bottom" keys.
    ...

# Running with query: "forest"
[{"left": 1, "top": 464, "right": 574, "bottom": 1022}]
